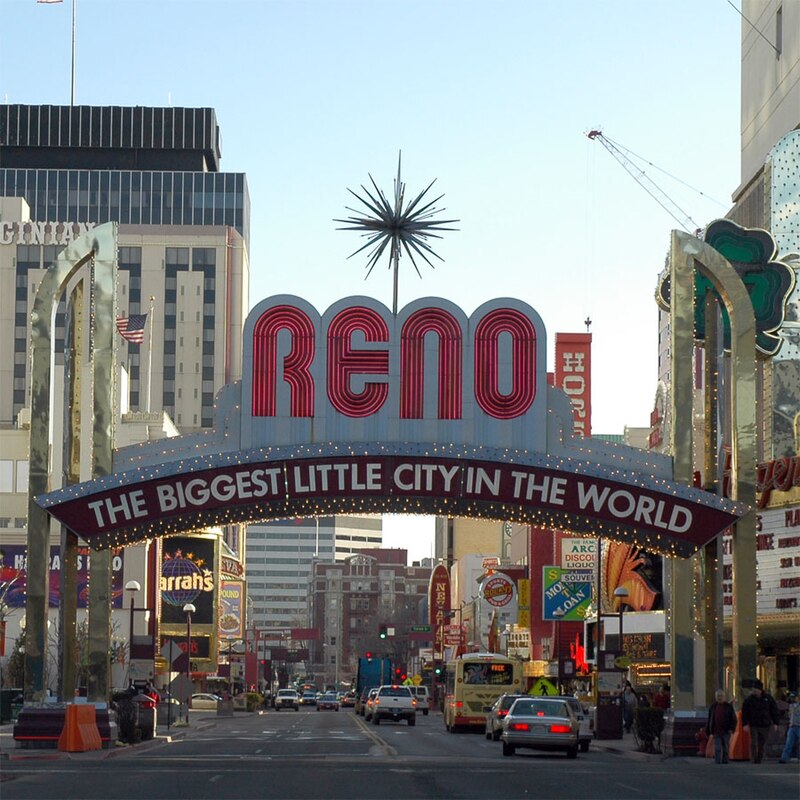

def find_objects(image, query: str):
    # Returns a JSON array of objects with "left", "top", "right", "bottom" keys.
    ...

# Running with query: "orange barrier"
[
  {"left": 58, "top": 703, "right": 103, "bottom": 752},
  {"left": 728, "top": 710, "right": 750, "bottom": 761}
]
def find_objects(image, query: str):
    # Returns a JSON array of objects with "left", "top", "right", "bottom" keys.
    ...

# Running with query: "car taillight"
[
  {"left": 498, "top": 710, "right": 508, "bottom": 717},
  {"left": 550, "top": 724, "right": 572, "bottom": 734},
  {"left": 510, "top": 723, "right": 530, "bottom": 732},
  {"left": 374, "top": 699, "right": 380, "bottom": 705},
  {"left": 412, "top": 699, "right": 417, "bottom": 706}
]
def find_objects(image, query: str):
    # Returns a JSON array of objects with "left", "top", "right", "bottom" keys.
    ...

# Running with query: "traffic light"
[
  {"left": 365, "top": 651, "right": 373, "bottom": 661},
  {"left": 379, "top": 624, "right": 387, "bottom": 639},
  {"left": 433, "top": 662, "right": 443, "bottom": 676}
]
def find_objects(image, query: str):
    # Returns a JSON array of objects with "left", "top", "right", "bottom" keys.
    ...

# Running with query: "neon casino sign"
[{"left": 37, "top": 296, "right": 747, "bottom": 557}]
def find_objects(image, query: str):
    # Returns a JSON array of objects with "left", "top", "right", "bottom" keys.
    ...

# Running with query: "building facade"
[
  {"left": 246, "top": 515, "right": 384, "bottom": 632},
  {"left": 0, "top": 104, "right": 251, "bottom": 692},
  {"left": 0, "top": 104, "right": 250, "bottom": 430},
  {"left": 309, "top": 548, "right": 430, "bottom": 690}
]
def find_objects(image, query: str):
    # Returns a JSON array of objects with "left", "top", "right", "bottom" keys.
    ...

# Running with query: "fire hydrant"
[{"left": 696, "top": 726, "right": 709, "bottom": 756}]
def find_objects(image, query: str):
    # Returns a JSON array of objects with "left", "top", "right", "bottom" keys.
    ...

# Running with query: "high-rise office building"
[
  {"left": 246, "top": 516, "right": 384, "bottom": 631},
  {"left": 0, "top": 104, "right": 250, "bottom": 429},
  {"left": 0, "top": 105, "right": 251, "bottom": 682}
]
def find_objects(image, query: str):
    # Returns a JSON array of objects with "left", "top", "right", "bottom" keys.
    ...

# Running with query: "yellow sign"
[
  {"left": 412, "top": 674, "right": 422, "bottom": 686},
  {"left": 529, "top": 677, "right": 557, "bottom": 696}
]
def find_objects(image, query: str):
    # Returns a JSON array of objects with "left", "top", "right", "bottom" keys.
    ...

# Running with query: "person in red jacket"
[{"left": 652, "top": 684, "right": 670, "bottom": 711}]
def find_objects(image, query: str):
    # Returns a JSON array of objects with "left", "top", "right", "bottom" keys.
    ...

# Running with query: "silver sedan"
[{"left": 500, "top": 697, "right": 579, "bottom": 758}]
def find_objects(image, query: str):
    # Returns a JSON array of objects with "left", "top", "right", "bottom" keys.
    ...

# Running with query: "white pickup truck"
[{"left": 371, "top": 685, "right": 417, "bottom": 726}]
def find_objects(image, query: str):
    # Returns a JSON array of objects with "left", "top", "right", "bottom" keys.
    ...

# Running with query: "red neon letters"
[{"left": 251, "top": 301, "right": 537, "bottom": 420}]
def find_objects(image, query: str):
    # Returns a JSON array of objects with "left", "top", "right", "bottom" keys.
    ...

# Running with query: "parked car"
[
  {"left": 274, "top": 688, "right": 300, "bottom": 711},
  {"left": 500, "top": 696, "right": 579, "bottom": 758},
  {"left": 317, "top": 692, "right": 340, "bottom": 711},
  {"left": 299, "top": 691, "right": 317, "bottom": 706},
  {"left": 409, "top": 685, "right": 432, "bottom": 715},
  {"left": 363, "top": 688, "right": 380, "bottom": 722},
  {"left": 559, "top": 695, "right": 592, "bottom": 752},
  {"left": 190, "top": 693, "right": 222, "bottom": 711},
  {"left": 341, "top": 691, "right": 357, "bottom": 708},
  {"left": 485, "top": 692, "right": 525, "bottom": 741}
]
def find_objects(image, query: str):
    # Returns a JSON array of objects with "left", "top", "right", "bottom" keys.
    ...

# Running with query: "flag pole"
[
  {"left": 146, "top": 296, "right": 155, "bottom": 413},
  {"left": 70, "top": 0, "right": 76, "bottom": 106}
]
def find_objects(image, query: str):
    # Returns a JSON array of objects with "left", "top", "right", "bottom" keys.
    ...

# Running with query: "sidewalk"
[{"left": 0, "top": 711, "right": 224, "bottom": 762}]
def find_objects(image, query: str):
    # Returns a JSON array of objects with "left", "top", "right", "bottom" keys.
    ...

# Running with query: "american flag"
[{"left": 116, "top": 314, "right": 147, "bottom": 344}]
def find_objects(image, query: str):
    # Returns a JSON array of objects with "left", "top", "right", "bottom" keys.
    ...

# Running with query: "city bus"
[{"left": 443, "top": 653, "right": 523, "bottom": 732}]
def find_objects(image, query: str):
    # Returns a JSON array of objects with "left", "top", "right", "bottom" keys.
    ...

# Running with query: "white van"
[{"left": 409, "top": 685, "right": 431, "bottom": 715}]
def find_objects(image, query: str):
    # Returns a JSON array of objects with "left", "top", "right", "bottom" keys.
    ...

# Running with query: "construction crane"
[{"left": 586, "top": 130, "right": 703, "bottom": 237}]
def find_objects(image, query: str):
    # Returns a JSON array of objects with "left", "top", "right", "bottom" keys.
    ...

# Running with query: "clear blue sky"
[{"left": 2, "top": 0, "right": 742, "bottom": 560}]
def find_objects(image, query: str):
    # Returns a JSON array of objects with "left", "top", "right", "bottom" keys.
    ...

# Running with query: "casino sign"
[{"left": 37, "top": 295, "right": 748, "bottom": 557}]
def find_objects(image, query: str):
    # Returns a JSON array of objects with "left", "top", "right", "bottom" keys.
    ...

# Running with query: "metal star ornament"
[{"left": 335, "top": 153, "right": 459, "bottom": 314}]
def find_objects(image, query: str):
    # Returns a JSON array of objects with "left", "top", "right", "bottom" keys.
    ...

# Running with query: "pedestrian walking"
[
  {"left": 779, "top": 692, "right": 800, "bottom": 764},
  {"left": 706, "top": 689, "right": 738, "bottom": 764},
  {"left": 741, "top": 679, "right": 779, "bottom": 763},
  {"left": 622, "top": 681, "right": 638, "bottom": 733}
]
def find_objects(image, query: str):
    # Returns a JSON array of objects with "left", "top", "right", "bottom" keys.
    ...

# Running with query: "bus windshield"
[
  {"left": 444, "top": 655, "right": 523, "bottom": 732},
  {"left": 462, "top": 661, "right": 515, "bottom": 685}
]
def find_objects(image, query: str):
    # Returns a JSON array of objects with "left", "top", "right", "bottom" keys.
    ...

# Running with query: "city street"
[{"left": 2, "top": 709, "right": 798, "bottom": 800}]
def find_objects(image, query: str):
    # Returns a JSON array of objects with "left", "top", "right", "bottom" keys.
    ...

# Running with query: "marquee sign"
[
  {"left": 429, "top": 564, "right": 451, "bottom": 656},
  {"left": 482, "top": 573, "right": 515, "bottom": 607},
  {"left": 36, "top": 296, "right": 749, "bottom": 557}
]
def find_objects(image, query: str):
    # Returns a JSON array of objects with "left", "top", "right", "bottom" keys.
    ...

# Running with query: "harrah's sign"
[{"left": 241, "top": 296, "right": 548, "bottom": 451}]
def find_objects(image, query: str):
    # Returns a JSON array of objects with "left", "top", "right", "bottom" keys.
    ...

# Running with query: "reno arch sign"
[
  {"left": 37, "top": 295, "right": 748, "bottom": 557},
  {"left": 242, "top": 295, "right": 547, "bottom": 450}
]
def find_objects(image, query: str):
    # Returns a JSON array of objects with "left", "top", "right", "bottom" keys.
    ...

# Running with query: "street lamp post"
[
  {"left": 613, "top": 587, "right": 630, "bottom": 658},
  {"left": 552, "top": 608, "right": 566, "bottom": 692},
  {"left": 183, "top": 603, "right": 196, "bottom": 725},
  {"left": 124, "top": 580, "right": 141, "bottom": 688},
  {"left": 613, "top": 587, "right": 630, "bottom": 737}
]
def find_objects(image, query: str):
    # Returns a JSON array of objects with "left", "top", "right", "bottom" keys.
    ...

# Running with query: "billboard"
[
  {"left": 542, "top": 566, "right": 592, "bottom": 621},
  {"left": 159, "top": 534, "right": 218, "bottom": 664},
  {"left": 219, "top": 580, "right": 245, "bottom": 640},
  {"left": 0, "top": 544, "right": 123, "bottom": 608}
]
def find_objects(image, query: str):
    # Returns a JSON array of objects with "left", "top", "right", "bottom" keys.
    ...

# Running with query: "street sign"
[
  {"left": 410, "top": 625, "right": 431, "bottom": 632},
  {"left": 160, "top": 638, "right": 183, "bottom": 666},
  {"left": 530, "top": 677, "right": 557, "bottom": 696},
  {"left": 169, "top": 674, "right": 193, "bottom": 703}
]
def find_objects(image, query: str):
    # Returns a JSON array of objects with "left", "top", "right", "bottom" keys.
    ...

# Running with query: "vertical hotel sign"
[
  {"left": 160, "top": 535, "right": 218, "bottom": 665},
  {"left": 554, "top": 332, "right": 591, "bottom": 438},
  {"left": 429, "top": 564, "right": 450, "bottom": 658}
]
